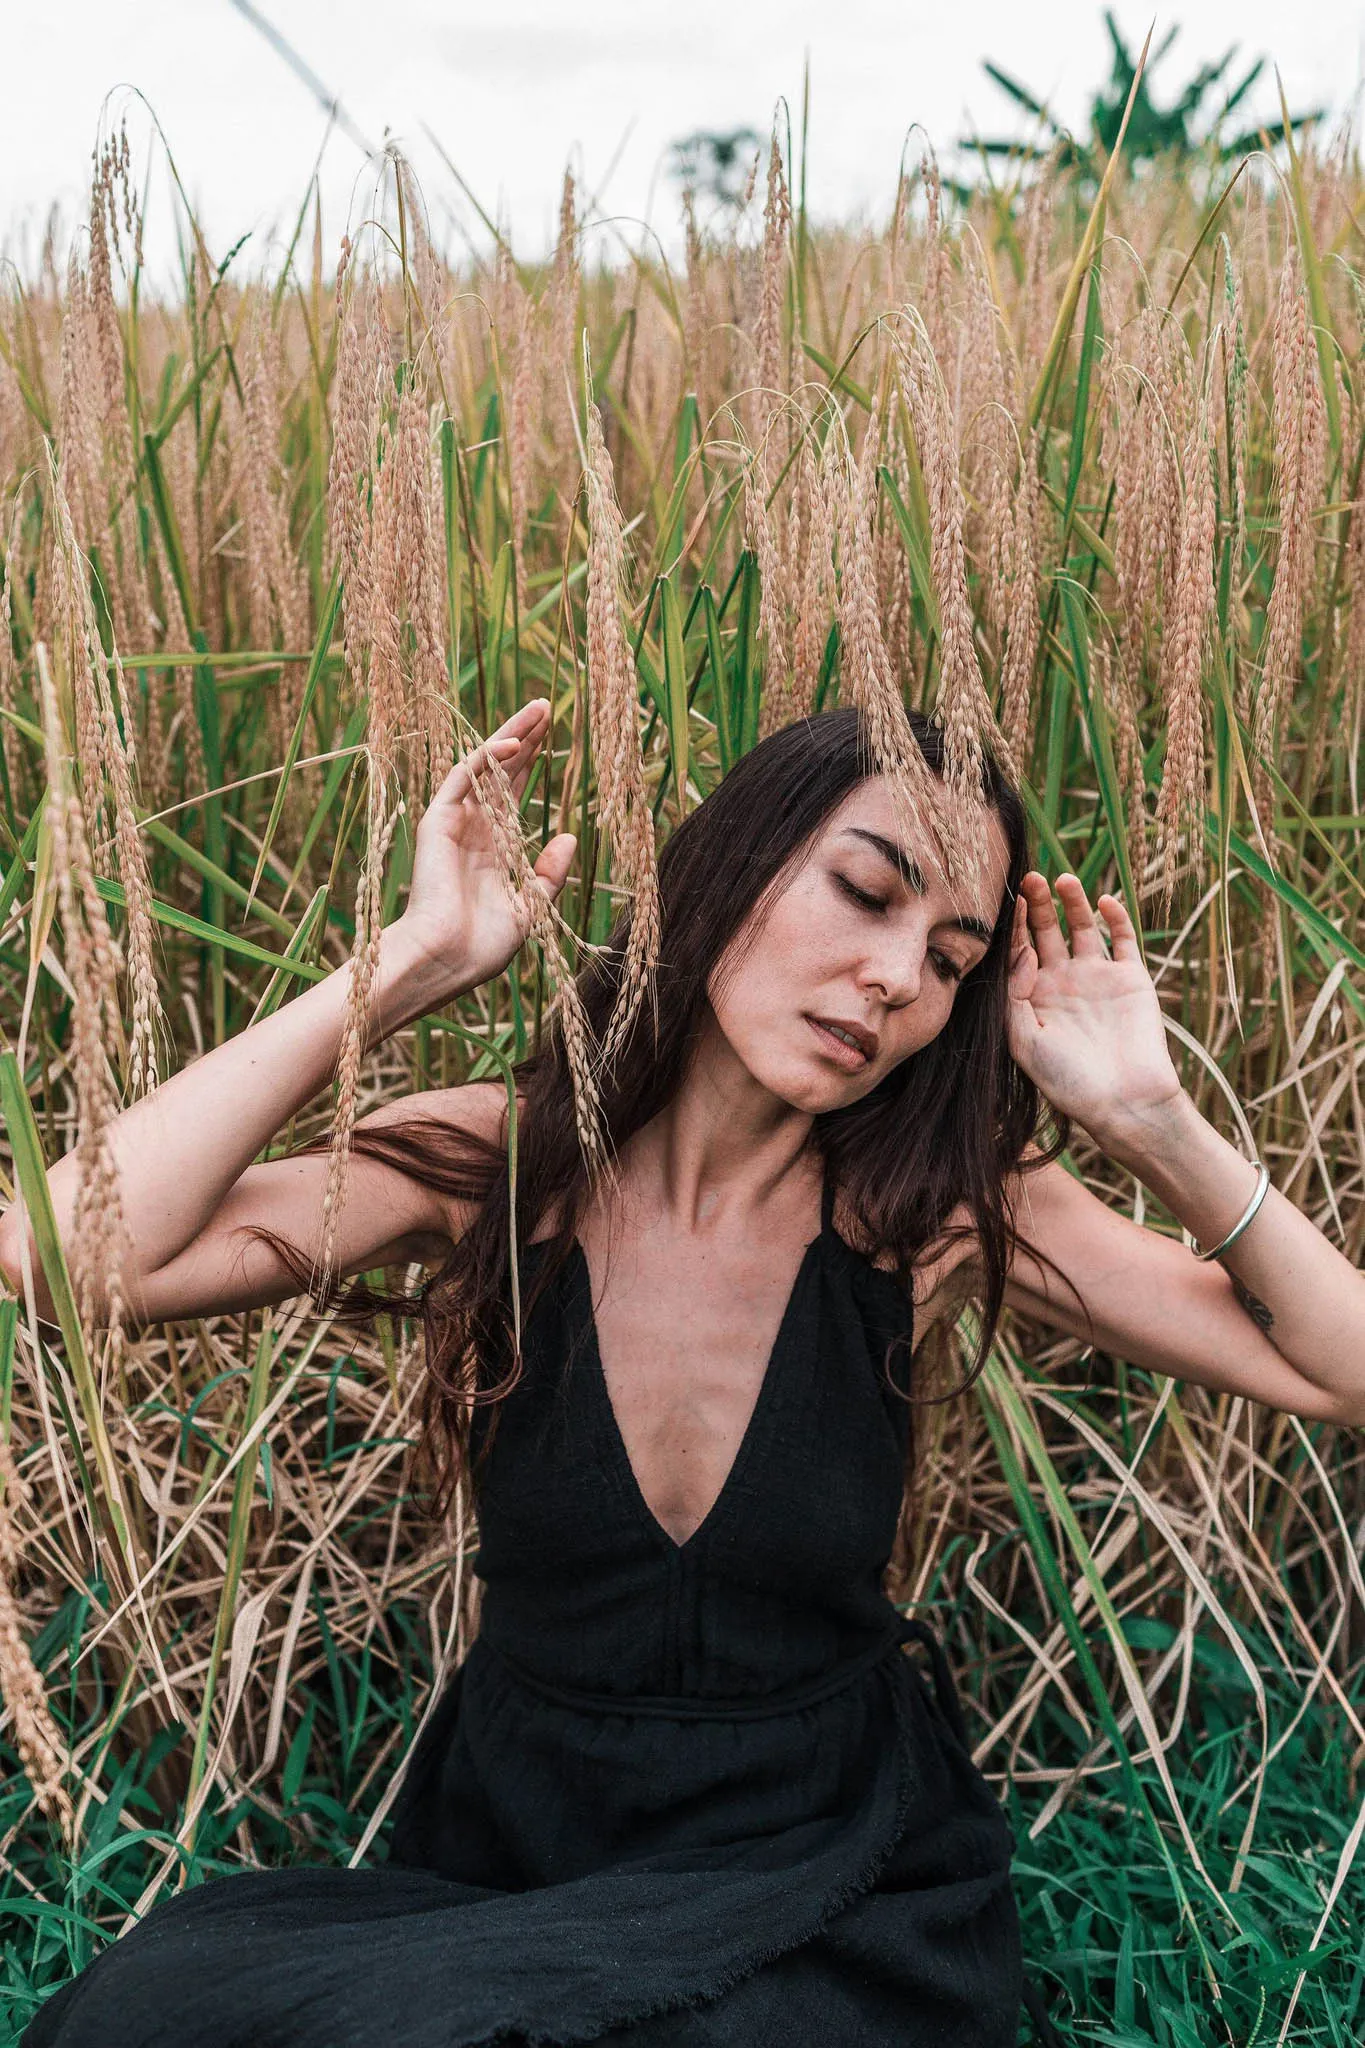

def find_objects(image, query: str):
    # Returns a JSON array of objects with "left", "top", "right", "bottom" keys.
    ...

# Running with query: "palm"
[
  {"left": 1006, "top": 873, "right": 1182, "bottom": 1135},
  {"left": 401, "top": 700, "right": 577, "bottom": 994}
]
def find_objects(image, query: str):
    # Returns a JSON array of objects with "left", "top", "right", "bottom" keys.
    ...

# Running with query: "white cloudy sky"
[{"left": 6, "top": 2, "right": 1363, "bottom": 277}]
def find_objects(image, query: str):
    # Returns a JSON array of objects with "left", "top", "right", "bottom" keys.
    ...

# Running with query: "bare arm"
[
  {"left": 0, "top": 699, "right": 575, "bottom": 1329},
  {"left": 998, "top": 871, "right": 1365, "bottom": 1423},
  {"left": 1004, "top": 1149, "right": 1365, "bottom": 1424}
]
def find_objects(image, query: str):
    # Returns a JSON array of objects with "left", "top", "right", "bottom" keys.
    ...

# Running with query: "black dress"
[{"left": 24, "top": 1175, "right": 1024, "bottom": 2046}]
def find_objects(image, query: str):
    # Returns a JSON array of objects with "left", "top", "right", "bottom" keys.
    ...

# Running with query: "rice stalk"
[{"left": 2, "top": 124, "right": 1365, "bottom": 2038}]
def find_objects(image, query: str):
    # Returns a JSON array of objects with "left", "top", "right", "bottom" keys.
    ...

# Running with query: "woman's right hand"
[{"left": 396, "top": 699, "right": 578, "bottom": 996}]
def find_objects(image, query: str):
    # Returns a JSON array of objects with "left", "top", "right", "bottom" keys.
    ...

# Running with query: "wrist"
[
  {"left": 376, "top": 919, "right": 477, "bottom": 1032},
  {"left": 1088, "top": 1085, "right": 1201, "bottom": 1175}
]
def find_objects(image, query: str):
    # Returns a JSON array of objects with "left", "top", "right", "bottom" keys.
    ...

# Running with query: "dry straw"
[{"left": 4, "top": 135, "right": 1365, "bottom": 2014}]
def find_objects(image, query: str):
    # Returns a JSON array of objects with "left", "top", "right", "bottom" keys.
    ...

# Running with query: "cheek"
[{"left": 709, "top": 891, "right": 822, "bottom": 1034}]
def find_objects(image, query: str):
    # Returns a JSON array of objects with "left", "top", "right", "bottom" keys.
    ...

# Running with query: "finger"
[
  {"left": 495, "top": 701, "right": 556, "bottom": 799},
  {"left": 1055, "top": 873, "right": 1106, "bottom": 958},
  {"left": 530, "top": 832, "right": 577, "bottom": 900},
  {"left": 488, "top": 697, "right": 551, "bottom": 748},
  {"left": 1007, "top": 891, "right": 1032, "bottom": 965},
  {"left": 444, "top": 704, "right": 553, "bottom": 804},
  {"left": 507, "top": 725, "right": 555, "bottom": 800},
  {"left": 438, "top": 732, "right": 524, "bottom": 807},
  {"left": 1008, "top": 932, "right": 1038, "bottom": 1002},
  {"left": 1097, "top": 891, "right": 1143, "bottom": 964},
  {"left": 1018, "top": 870, "right": 1069, "bottom": 970},
  {"left": 1005, "top": 980, "right": 1044, "bottom": 1067}
]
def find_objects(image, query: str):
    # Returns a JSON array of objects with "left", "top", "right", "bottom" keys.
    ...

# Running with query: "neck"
[{"left": 620, "top": 1009, "right": 820, "bottom": 1239}]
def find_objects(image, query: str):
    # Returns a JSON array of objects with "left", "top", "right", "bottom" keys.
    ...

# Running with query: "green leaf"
[{"left": 659, "top": 575, "right": 690, "bottom": 815}]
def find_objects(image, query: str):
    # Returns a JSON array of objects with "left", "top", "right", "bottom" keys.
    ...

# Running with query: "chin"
[{"left": 750, "top": 1054, "right": 863, "bottom": 1112}]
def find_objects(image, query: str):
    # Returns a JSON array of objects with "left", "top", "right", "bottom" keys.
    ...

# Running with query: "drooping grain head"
[
  {"left": 893, "top": 323, "right": 1017, "bottom": 883},
  {"left": 1155, "top": 380, "right": 1218, "bottom": 913},
  {"left": 1256, "top": 243, "right": 1328, "bottom": 768},
  {"left": 834, "top": 405, "right": 952, "bottom": 884},
  {"left": 583, "top": 398, "right": 662, "bottom": 1072}
]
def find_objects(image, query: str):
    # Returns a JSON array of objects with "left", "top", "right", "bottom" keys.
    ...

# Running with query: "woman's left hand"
[{"left": 1006, "top": 873, "right": 1185, "bottom": 1143}]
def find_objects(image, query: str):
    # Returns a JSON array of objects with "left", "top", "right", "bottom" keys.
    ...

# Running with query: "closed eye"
[
  {"left": 836, "top": 874, "right": 968, "bottom": 983},
  {"left": 834, "top": 874, "right": 887, "bottom": 913}
]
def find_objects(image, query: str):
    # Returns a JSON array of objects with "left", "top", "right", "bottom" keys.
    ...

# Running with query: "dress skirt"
[
  {"left": 23, "top": 1186, "right": 1024, "bottom": 2045},
  {"left": 23, "top": 1623, "right": 1021, "bottom": 2047}
]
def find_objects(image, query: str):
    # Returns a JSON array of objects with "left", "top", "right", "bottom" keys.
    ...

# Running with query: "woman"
[{"left": 11, "top": 698, "right": 1365, "bottom": 2048}]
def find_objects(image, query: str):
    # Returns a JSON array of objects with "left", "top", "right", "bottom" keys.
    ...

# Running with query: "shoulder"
[
  {"left": 829, "top": 1184, "right": 979, "bottom": 1340},
  {"left": 353, "top": 1080, "right": 528, "bottom": 1240},
  {"left": 893, "top": 1143, "right": 1058, "bottom": 1343},
  {"left": 357, "top": 1080, "right": 524, "bottom": 1144}
]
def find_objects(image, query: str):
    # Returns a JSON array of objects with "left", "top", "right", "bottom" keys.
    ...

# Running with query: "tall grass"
[{"left": 2, "top": 109, "right": 1365, "bottom": 2043}]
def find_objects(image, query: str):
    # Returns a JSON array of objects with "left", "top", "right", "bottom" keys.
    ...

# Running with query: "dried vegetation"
[{"left": 1, "top": 112, "right": 1365, "bottom": 2038}]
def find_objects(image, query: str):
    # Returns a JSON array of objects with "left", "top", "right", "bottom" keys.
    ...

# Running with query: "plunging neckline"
[{"left": 567, "top": 1195, "right": 832, "bottom": 1558}]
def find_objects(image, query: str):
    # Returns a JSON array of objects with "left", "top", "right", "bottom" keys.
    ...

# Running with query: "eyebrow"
[{"left": 838, "top": 828, "right": 995, "bottom": 946}]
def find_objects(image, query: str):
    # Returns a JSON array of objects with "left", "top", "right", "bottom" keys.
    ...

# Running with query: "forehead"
[{"left": 818, "top": 777, "right": 1012, "bottom": 926}]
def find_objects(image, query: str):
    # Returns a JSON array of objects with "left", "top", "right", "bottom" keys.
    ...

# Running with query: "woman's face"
[{"left": 706, "top": 776, "right": 1013, "bottom": 1111}]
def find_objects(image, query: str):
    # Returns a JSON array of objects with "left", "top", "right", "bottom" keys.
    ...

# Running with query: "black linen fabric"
[{"left": 24, "top": 1175, "right": 1023, "bottom": 2046}]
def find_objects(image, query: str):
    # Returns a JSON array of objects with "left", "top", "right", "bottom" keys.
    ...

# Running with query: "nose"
[{"left": 856, "top": 933, "right": 923, "bottom": 1007}]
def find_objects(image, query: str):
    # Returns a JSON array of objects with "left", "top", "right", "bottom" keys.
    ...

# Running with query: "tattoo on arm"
[{"left": 1229, "top": 1271, "right": 1274, "bottom": 1334}]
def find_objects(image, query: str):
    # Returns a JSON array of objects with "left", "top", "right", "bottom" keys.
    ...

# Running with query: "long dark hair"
[{"left": 262, "top": 706, "right": 1066, "bottom": 1519}]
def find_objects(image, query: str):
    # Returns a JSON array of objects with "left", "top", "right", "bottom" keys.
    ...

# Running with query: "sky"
[{"left": 5, "top": 1, "right": 1363, "bottom": 279}]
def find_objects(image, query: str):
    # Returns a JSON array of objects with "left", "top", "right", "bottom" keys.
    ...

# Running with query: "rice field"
[{"left": 2, "top": 90, "right": 1365, "bottom": 2044}]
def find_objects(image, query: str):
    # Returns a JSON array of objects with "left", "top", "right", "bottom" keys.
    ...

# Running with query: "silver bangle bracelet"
[{"left": 1189, "top": 1161, "right": 1271, "bottom": 1262}]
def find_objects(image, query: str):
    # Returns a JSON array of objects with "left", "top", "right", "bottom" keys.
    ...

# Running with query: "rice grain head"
[
  {"left": 454, "top": 714, "right": 612, "bottom": 1184},
  {"left": 34, "top": 641, "right": 132, "bottom": 1368},
  {"left": 1155, "top": 382, "right": 1217, "bottom": 913},
  {"left": 834, "top": 406, "right": 951, "bottom": 885},
  {"left": 502, "top": 269, "right": 536, "bottom": 618},
  {"left": 328, "top": 241, "right": 380, "bottom": 698},
  {"left": 790, "top": 435, "right": 836, "bottom": 723},
  {"left": 0, "top": 490, "right": 25, "bottom": 801},
  {"left": 894, "top": 325, "right": 1017, "bottom": 882},
  {"left": 237, "top": 307, "right": 310, "bottom": 757},
  {"left": 583, "top": 397, "right": 662, "bottom": 1070},
  {"left": 1110, "top": 307, "right": 1186, "bottom": 684},
  {"left": 875, "top": 416, "right": 919, "bottom": 699},
  {"left": 46, "top": 454, "right": 162, "bottom": 1099},
  {"left": 0, "top": 1432, "right": 74, "bottom": 1842},
  {"left": 998, "top": 433, "right": 1041, "bottom": 767},
  {"left": 1255, "top": 245, "right": 1328, "bottom": 775},
  {"left": 547, "top": 171, "right": 582, "bottom": 476},
  {"left": 755, "top": 121, "right": 792, "bottom": 423},
  {"left": 747, "top": 443, "right": 791, "bottom": 738}
]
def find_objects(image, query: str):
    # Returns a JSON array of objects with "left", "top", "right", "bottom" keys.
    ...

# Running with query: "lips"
[{"left": 806, "top": 1015, "right": 878, "bottom": 1067}]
